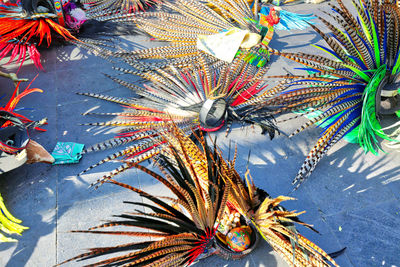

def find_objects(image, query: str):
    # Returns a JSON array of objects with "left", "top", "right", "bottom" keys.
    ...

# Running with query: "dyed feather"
[
  {"left": 79, "top": 56, "right": 278, "bottom": 186},
  {"left": 0, "top": 193, "right": 28, "bottom": 242},
  {"left": 60, "top": 123, "right": 339, "bottom": 266},
  {"left": 0, "top": 2, "right": 78, "bottom": 70},
  {"left": 1, "top": 78, "right": 44, "bottom": 128},
  {"left": 0, "top": 77, "right": 48, "bottom": 242},
  {"left": 86, "top": 0, "right": 314, "bottom": 71},
  {"left": 255, "top": 0, "right": 400, "bottom": 188},
  {"left": 58, "top": 124, "right": 230, "bottom": 266},
  {"left": 260, "top": 6, "right": 316, "bottom": 31}
]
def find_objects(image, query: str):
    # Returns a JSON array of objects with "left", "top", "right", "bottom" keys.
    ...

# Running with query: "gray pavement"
[{"left": 0, "top": 1, "right": 400, "bottom": 266}]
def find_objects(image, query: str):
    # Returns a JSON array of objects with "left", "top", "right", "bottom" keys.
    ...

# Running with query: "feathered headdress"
[
  {"left": 0, "top": 0, "right": 165, "bottom": 71},
  {"left": 0, "top": 1, "right": 78, "bottom": 70},
  {"left": 249, "top": 0, "right": 400, "bottom": 188},
  {"left": 0, "top": 79, "right": 47, "bottom": 242},
  {"left": 87, "top": 0, "right": 315, "bottom": 72},
  {"left": 60, "top": 123, "right": 338, "bottom": 266},
  {"left": 59, "top": 124, "right": 230, "bottom": 266},
  {"left": 79, "top": 54, "right": 277, "bottom": 186}
]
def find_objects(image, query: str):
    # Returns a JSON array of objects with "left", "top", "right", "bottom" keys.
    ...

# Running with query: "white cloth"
[{"left": 197, "top": 28, "right": 261, "bottom": 63}]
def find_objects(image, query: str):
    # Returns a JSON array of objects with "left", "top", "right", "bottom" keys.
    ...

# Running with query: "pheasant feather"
[
  {"left": 256, "top": 0, "right": 400, "bottom": 187},
  {"left": 80, "top": 57, "right": 278, "bottom": 186},
  {"left": 59, "top": 124, "right": 230, "bottom": 266},
  {"left": 90, "top": 0, "right": 314, "bottom": 71}
]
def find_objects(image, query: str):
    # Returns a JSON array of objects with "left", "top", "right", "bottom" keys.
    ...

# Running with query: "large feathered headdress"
[
  {"left": 59, "top": 124, "right": 230, "bottom": 266},
  {"left": 0, "top": 0, "right": 158, "bottom": 71},
  {"left": 0, "top": 1, "right": 78, "bottom": 70},
  {"left": 60, "top": 123, "right": 338, "bottom": 266},
  {"left": 248, "top": 0, "right": 400, "bottom": 188},
  {"left": 86, "top": 0, "right": 315, "bottom": 72},
  {"left": 79, "top": 55, "right": 277, "bottom": 186}
]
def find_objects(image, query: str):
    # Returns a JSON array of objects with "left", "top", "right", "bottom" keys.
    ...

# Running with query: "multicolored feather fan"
[
  {"left": 0, "top": 0, "right": 132, "bottom": 71},
  {"left": 88, "top": 0, "right": 315, "bottom": 72},
  {"left": 249, "top": 0, "right": 400, "bottom": 188},
  {"left": 79, "top": 54, "right": 278, "bottom": 186},
  {"left": 0, "top": 2, "right": 78, "bottom": 71},
  {"left": 59, "top": 124, "right": 230, "bottom": 266},
  {"left": 60, "top": 123, "right": 338, "bottom": 266}
]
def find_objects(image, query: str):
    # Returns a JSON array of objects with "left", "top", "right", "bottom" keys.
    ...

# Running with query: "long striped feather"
[
  {"left": 79, "top": 58, "right": 278, "bottom": 183},
  {"left": 255, "top": 0, "right": 400, "bottom": 187},
  {"left": 59, "top": 124, "right": 229, "bottom": 266}
]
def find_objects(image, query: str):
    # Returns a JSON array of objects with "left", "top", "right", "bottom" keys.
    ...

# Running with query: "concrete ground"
[{"left": 0, "top": 1, "right": 400, "bottom": 266}]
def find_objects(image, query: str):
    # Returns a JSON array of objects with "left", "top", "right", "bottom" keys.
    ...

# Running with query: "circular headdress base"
[
  {"left": 0, "top": 111, "right": 30, "bottom": 154},
  {"left": 199, "top": 98, "right": 228, "bottom": 130},
  {"left": 0, "top": 111, "right": 29, "bottom": 173}
]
